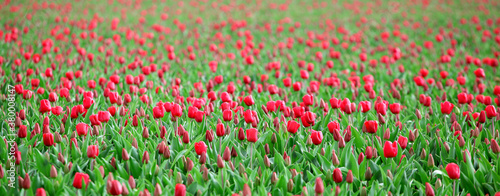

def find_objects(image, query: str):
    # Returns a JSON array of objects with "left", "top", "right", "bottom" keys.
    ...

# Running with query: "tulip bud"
[
  {"left": 427, "top": 154, "right": 435, "bottom": 167},
  {"left": 271, "top": 172, "right": 278, "bottom": 184},
  {"left": 223, "top": 147, "right": 231, "bottom": 161},
  {"left": 315, "top": 177, "right": 324, "bottom": 194},
  {"left": 264, "top": 155, "right": 271, "bottom": 168},
  {"left": 434, "top": 178, "right": 443, "bottom": 189},
  {"left": 287, "top": 179, "right": 294, "bottom": 192},
  {"left": 383, "top": 128, "right": 390, "bottom": 140},
  {"left": 231, "top": 147, "right": 238, "bottom": 157},
  {"left": 217, "top": 155, "right": 224, "bottom": 168},
  {"left": 444, "top": 142, "right": 450, "bottom": 152},
  {"left": 187, "top": 174, "right": 194, "bottom": 186},
  {"left": 365, "top": 167, "right": 372, "bottom": 181},
  {"left": 185, "top": 157, "right": 193, "bottom": 172},
  {"left": 264, "top": 144, "right": 270, "bottom": 154},
  {"left": 420, "top": 149, "right": 427, "bottom": 159},
  {"left": 175, "top": 172, "right": 183, "bottom": 184},
  {"left": 154, "top": 183, "right": 162, "bottom": 196},
  {"left": 360, "top": 186, "right": 367, "bottom": 196},
  {"left": 378, "top": 113, "right": 385, "bottom": 124},
  {"left": 243, "top": 184, "right": 251, "bottom": 196},
  {"left": 122, "top": 148, "right": 130, "bottom": 161},
  {"left": 332, "top": 150, "right": 340, "bottom": 166},
  {"left": 409, "top": 130, "right": 415, "bottom": 142},
  {"left": 346, "top": 170, "right": 353, "bottom": 183},
  {"left": 492, "top": 139, "right": 500, "bottom": 154},
  {"left": 50, "top": 165, "right": 58, "bottom": 178},
  {"left": 23, "top": 173, "right": 31, "bottom": 189}
]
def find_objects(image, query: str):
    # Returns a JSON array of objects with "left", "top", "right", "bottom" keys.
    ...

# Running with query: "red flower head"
[
  {"left": 174, "top": 184, "right": 186, "bottom": 196},
  {"left": 39, "top": 99, "right": 52, "bottom": 113},
  {"left": 243, "top": 95, "right": 255, "bottom": 106},
  {"left": 303, "top": 94, "right": 313, "bottom": 106},
  {"left": 87, "top": 145, "right": 99, "bottom": 158},
  {"left": 76, "top": 123, "right": 90, "bottom": 136},
  {"left": 383, "top": 141, "right": 398, "bottom": 158},
  {"left": 398, "top": 136, "right": 408, "bottom": 149},
  {"left": 246, "top": 128, "right": 258, "bottom": 143},
  {"left": 440, "top": 101, "right": 454, "bottom": 115},
  {"left": 445, "top": 163, "right": 460, "bottom": 180},
  {"left": 287, "top": 120, "right": 300, "bottom": 134},
  {"left": 153, "top": 106, "right": 165, "bottom": 119},
  {"left": 364, "top": 120, "right": 378, "bottom": 134},
  {"left": 223, "top": 110, "right": 233, "bottom": 122},
  {"left": 389, "top": 103, "right": 401, "bottom": 114},
  {"left": 43, "top": 133, "right": 54, "bottom": 146},
  {"left": 485, "top": 105, "right": 497, "bottom": 119},
  {"left": 327, "top": 121, "right": 340, "bottom": 134},
  {"left": 171, "top": 104, "right": 183, "bottom": 117},
  {"left": 194, "top": 141, "right": 207, "bottom": 155},
  {"left": 107, "top": 180, "right": 122, "bottom": 195},
  {"left": 72, "top": 172, "right": 90, "bottom": 189},
  {"left": 98, "top": 111, "right": 111, "bottom": 122},
  {"left": 311, "top": 130, "right": 323, "bottom": 145},
  {"left": 333, "top": 168, "right": 343, "bottom": 183}
]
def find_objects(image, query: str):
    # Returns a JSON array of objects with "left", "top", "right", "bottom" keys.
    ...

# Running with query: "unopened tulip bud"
[
  {"left": 122, "top": 148, "right": 129, "bottom": 161},
  {"left": 360, "top": 186, "right": 367, "bottom": 196},
  {"left": 175, "top": 172, "right": 183, "bottom": 184},
  {"left": 271, "top": 172, "right": 278, "bottom": 184},
  {"left": 420, "top": 149, "right": 427, "bottom": 159},
  {"left": 287, "top": 179, "right": 294, "bottom": 192},
  {"left": 383, "top": 128, "right": 390, "bottom": 140},
  {"left": 365, "top": 167, "right": 372, "bottom": 181},
  {"left": 264, "top": 155, "right": 271, "bottom": 168},
  {"left": 346, "top": 170, "right": 353, "bottom": 183},
  {"left": 427, "top": 154, "right": 434, "bottom": 167},
  {"left": 264, "top": 144, "right": 270, "bottom": 154},
  {"left": 378, "top": 113, "right": 385, "bottom": 124},
  {"left": 444, "top": 142, "right": 450, "bottom": 152},
  {"left": 217, "top": 155, "right": 224, "bottom": 168},
  {"left": 435, "top": 178, "right": 442, "bottom": 189},
  {"left": 315, "top": 177, "right": 324, "bottom": 194},
  {"left": 492, "top": 139, "right": 500, "bottom": 154},
  {"left": 243, "top": 184, "right": 251, "bottom": 196},
  {"left": 386, "top": 170, "right": 393, "bottom": 181},
  {"left": 187, "top": 174, "right": 194, "bottom": 186}
]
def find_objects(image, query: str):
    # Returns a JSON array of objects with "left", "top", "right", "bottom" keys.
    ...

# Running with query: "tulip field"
[{"left": 2, "top": 0, "right": 500, "bottom": 195}]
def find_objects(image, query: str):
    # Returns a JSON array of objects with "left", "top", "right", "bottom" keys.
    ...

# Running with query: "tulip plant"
[{"left": 1, "top": 0, "right": 500, "bottom": 196}]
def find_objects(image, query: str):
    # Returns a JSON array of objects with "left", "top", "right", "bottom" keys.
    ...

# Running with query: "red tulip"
[
  {"left": 359, "top": 101, "right": 371, "bottom": 113},
  {"left": 389, "top": 103, "right": 401, "bottom": 114},
  {"left": 246, "top": 128, "right": 258, "bottom": 143},
  {"left": 153, "top": 106, "right": 165, "bottom": 119},
  {"left": 243, "top": 95, "right": 255, "bottom": 106},
  {"left": 175, "top": 184, "right": 186, "bottom": 196},
  {"left": 311, "top": 130, "right": 323, "bottom": 145},
  {"left": 327, "top": 121, "right": 340, "bottom": 134},
  {"left": 51, "top": 106, "right": 63, "bottom": 116},
  {"left": 76, "top": 123, "right": 89, "bottom": 136},
  {"left": 397, "top": 136, "right": 408, "bottom": 149},
  {"left": 43, "top": 133, "right": 54, "bottom": 146},
  {"left": 301, "top": 111, "right": 316, "bottom": 127},
  {"left": 425, "top": 182, "right": 435, "bottom": 196},
  {"left": 98, "top": 111, "right": 111, "bottom": 122},
  {"left": 39, "top": 99, "right": 52, "bottom": 113},
  {"left": 315, "top": 177, "right": 324, "bottom": 194},
  {"left": 457, "top": 92, "right": 467, "bottom": 104},
  {"left": 375, "top": 102, "right": 387, "bottom": 115},
  {"left": 223, "top": 110, "right": 233, "bottom": 121},
  {"left": 216, "top": 123, "right": 225, "bottom": 137},
  {"left": 474, "top": 68, "right": 485, "bottom": 78},
  {"left": 171, "top": 104, "right": 183, "bottom": 117},
  {"left": 108, "top": 180, "right": 122, "bottom": 195},
  {"left": 440, "top": 101, "right": 454, "bottom": 115},
  {"left": 383, "top": 141, "right": 398, "bottom": 158},
  {"left": 287, "top": 120, "right": 300, "bottom": 134},
  {"left": 485, "top": 105, "right": 497, "bottom": 119},
  {"left": 333, "top": 168, "right": 343, "bottom": 183},
  {"left": 73, "top": 172, "right": 90, "bottom": 189},
  {"left": 303, "top": 94, "right": 313, "bottom": 106},
  {"left": 35, "top": 188, "right": 47, "bottom": 196},
  {"left": 445, "top": 163, "right": 460, "bottom": 179},
  {"left": 18, "top": 125, "right": 27, "bottom": 138},
  {"left": 194, "top": 141, "right": 207, "bottom": 155},
  {"left": 87, "top": 145, "right": 99, "bottom": 158},
  {"left": 364, "top": 121, "right": 378, "bottom": 134}
]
